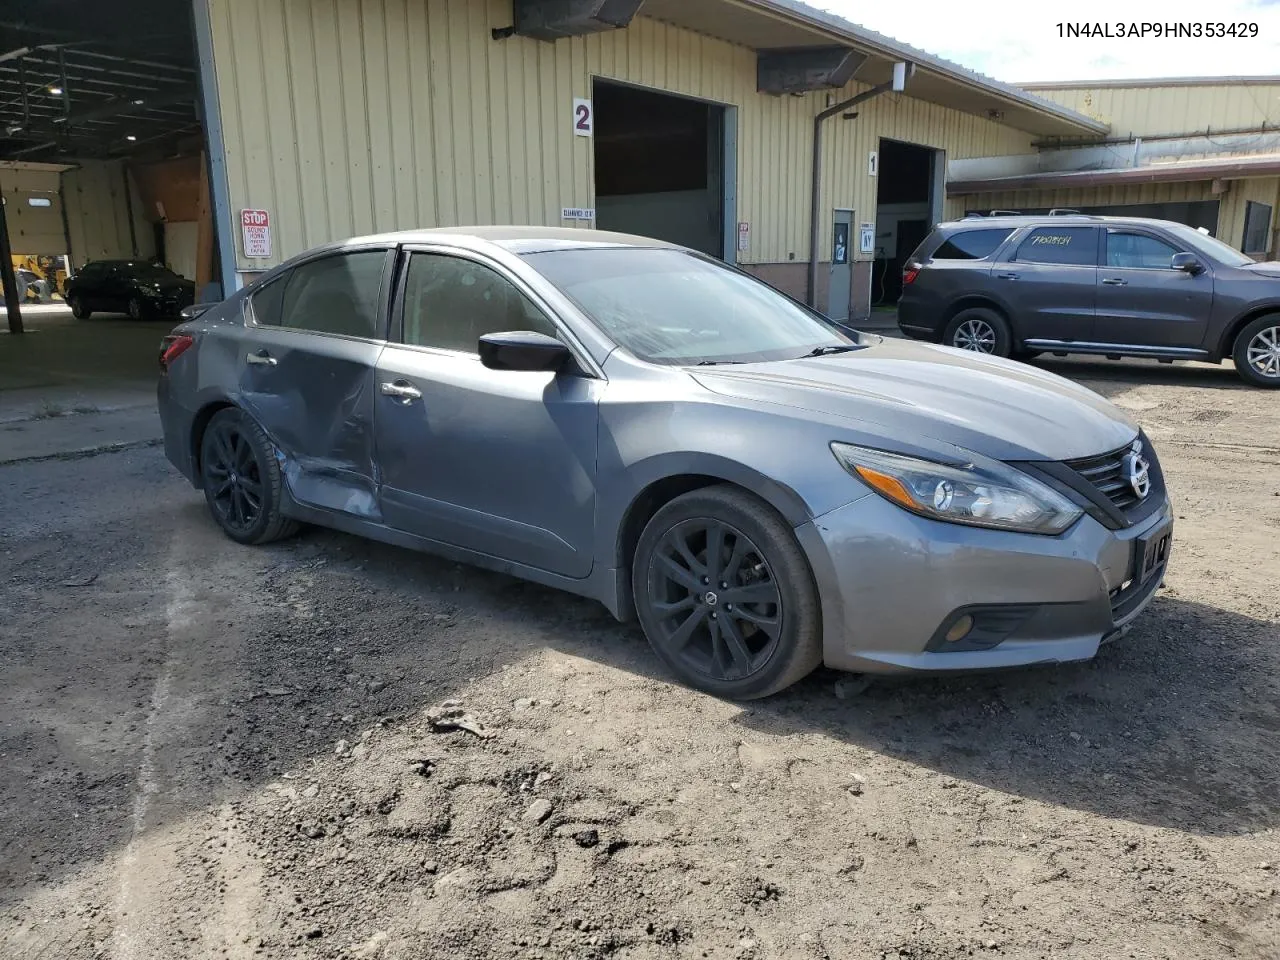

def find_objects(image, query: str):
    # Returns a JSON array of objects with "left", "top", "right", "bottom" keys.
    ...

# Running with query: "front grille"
[{"left": 1065, "top": 446, "right": 1141, "bottom": 512}]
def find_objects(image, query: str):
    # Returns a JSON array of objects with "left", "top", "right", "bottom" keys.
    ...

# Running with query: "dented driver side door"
[{"left": 236, "top": 247, "right": 394, "bottom": 520}]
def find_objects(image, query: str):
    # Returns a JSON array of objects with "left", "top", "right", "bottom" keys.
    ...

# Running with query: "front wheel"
[
  {"left": 68, "top": 296, "right": 91, "bottom": 320},
  {"left": 127, "top": 296, "right": 145, "bottom": 320},
  {"left": 943, "top": 307, "right": 1013, "bottom": 358},
  {"left": 632, "top": 485, "right": 822, "bottom": 700},
  {"left": 199, "top": 408, "right": 299, "bottom": 545},
  {"left": 1233, "top": 315, "right": 1280, "bottom": 388}
]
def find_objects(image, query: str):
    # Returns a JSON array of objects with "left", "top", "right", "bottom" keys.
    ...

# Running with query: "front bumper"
[{"left": 796, "top": 494, "right": 1172, "bottom": 674}]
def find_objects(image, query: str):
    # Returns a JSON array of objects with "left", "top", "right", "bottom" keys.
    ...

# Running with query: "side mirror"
[
  {"left": 1171, "top": 252, "right": 1203, "bottom": 274},
  {"left": 179, "top": 302, "right": 218, "bottom": 321},
  {"left": 478, "top": 331, "right": 571, "bottom": 372}
]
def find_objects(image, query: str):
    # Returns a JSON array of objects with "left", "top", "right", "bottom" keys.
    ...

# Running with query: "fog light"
[{"left": 944, "top": 614, "right": 974, "bottom": 643}]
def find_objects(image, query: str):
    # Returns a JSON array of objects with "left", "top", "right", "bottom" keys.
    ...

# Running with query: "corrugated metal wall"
[
  {"left": 1025, "top": 83, "right": 1280, "bottom": 139},
  {"left": 205, "top": 0, "right": 1035, "bottom": 273},
  {"left": 62, "top": 160, "right": 155, "bottom": 267},
  {"left": 1218, "top": 177, "right": 1280, "bottom": 252}
]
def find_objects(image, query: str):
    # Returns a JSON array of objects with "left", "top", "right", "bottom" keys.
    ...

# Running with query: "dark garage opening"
[
  {"left": 592, "top": 79, "right": 726, "bottom": 259},
  {"left": 874, "top": 138, "right": 939, "bottom": 305},
  {"left": 0, "top": 0, "right": 219, "bottom": 335}
]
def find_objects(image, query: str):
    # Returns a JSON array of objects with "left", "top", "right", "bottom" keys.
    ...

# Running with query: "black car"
[
  {"left": 65, "top": 260, "right": 195, "bottom": 320},
  {"left": 897, "top": 214, "right": 1280, "bottom": 387}
]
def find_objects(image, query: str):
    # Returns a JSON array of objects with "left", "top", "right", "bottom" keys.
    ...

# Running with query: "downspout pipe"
[{"left": 807, "top": 65, "right": 912, "bottom": 308}]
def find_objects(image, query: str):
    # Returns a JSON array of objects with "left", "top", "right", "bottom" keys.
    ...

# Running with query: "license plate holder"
[{"left": 1135, "top": 522, "right": 1172, "bottom": 583}]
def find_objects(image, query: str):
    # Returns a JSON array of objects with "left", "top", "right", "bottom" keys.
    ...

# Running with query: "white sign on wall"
[
  {"left": 737, "top": 221, "right": 750, "bottom": 252},
  {"left": 573, "top": 98, "right": 593, "bottom": 137},
  {"left": 240, "top": 208, "right": 271, "bottom": 258},
  {"left": 867, "top": 151, "right": 879, "bottom": 177},
  {"left": 561, "top": 207, "right": 595, "bottom": 222},
  {"left": 859, "top": 222, "right": 875, "bottom": 255}
]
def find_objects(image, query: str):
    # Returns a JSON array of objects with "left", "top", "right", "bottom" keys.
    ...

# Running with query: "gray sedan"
[{"left": 158, "top": 227, "right": 1172, "bottom": 698}]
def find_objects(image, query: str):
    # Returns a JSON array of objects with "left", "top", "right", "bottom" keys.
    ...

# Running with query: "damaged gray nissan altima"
[{"left": 158, "top": 227, "right": 1172, "bottom": 699}]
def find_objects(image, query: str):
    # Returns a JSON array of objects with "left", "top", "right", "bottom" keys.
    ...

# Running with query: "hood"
[
  {"left": 141, "top": 277, "right": 195, "bottom": 293},
  {"left": 691, "top": 337, "right": 1138, "bottom": 462},
  {"left": 1239, "top": 261, "right": 1280, "bottom": 279}
]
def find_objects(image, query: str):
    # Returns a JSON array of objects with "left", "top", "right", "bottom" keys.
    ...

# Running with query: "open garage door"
[
  {"left": 0, "top": 0, "right": 221, "bottom": 334},
  {"left": 592, "top": 80, "right": 733, "bottom": 260},
  {"left": 873, "top": 138, "right": 942, "bottom": 307}
]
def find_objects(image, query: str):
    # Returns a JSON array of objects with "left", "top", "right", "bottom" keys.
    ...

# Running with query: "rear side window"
[
  {"left": 931, "top": 229, "right": 1013, "bottom": 260},
  {"left": 1014, "top": 227, "right": 1098, "bottom": 266},
  {"left": 255, "top": 251, "right": 387, "bottom": 338}
]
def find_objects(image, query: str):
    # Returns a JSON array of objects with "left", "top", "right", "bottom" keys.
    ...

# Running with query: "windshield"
[
  {"left": 1166, "top": 224, "right": 1253, "bottom": 267},
  {"left": 522, "top": 248, "right": 858, "bottom": 365}
]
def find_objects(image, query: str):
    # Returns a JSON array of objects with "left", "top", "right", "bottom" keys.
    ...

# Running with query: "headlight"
[{"left": 831, "top": 442, "right": 1083, "bottom": 535}]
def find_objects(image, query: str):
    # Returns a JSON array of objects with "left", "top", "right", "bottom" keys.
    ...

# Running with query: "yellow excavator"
[{"left": 11, "top": 255, "right": 68, "bottom": 302}]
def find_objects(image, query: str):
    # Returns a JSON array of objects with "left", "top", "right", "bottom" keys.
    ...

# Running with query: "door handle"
[
  {"left": 380, "top": 380, "right": 422, "bottom": 402},
  {"left": 1102, "top": 277, "right": 1128, "bottom": 286},
  {"left": 996, "top": 272, "right": 1019, "bottom": 280},
  {"left": 245, "top": 350, "right": 277, "bottom": 366}
]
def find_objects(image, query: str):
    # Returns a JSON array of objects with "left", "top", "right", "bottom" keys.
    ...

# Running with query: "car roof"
[
  {"left": 940, "top": 214, "right": 1193, "bottom": 232},
  {"left": 317, "top": 225, "right": 682, "bottom": 256}
]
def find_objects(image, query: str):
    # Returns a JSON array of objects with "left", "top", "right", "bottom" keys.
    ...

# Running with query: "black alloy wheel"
[
  {"left": 69, "top": 295, "right": 90, "bottom": 319},
  {"left": 648, "top": 517, "right": 782, "bottom": 681},
  {"left": 633, "top": 485, "right": 822, "bottom": 699},
  {"left": 199, "top": 408, "right": 298, "bottom": 545}
]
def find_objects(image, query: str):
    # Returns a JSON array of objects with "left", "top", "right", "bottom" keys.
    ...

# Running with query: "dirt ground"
[{"left": 2, "top": 355, "right": 1278, "bottom": 960}]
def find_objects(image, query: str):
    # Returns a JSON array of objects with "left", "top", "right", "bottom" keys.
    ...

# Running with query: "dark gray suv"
[{"left": 897, "top": 214, "right": 1280, "bottom": 387}]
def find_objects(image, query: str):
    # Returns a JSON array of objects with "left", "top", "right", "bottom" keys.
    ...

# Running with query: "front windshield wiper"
[
  {"left": 693, "top": 359, "right": 746, "bottom": 366},
  {"left": 800, "top": 344, "right": 860, "bottom": 358}
]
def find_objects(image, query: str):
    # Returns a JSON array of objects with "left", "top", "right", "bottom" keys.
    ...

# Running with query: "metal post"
[
  {"left": 0, "top": 197, "right": 24, "bottom": 335},
  {"left": 806, "top": 80, "right": 894, "bottom": 306}
]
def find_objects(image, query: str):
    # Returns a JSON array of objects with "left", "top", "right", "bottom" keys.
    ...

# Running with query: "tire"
[
  {"left": 68, "top": 296, "right": 90, "bottom": 320},
  {"left": 1232, "top": 314, "right": 1280, "bottom": 388},
  {"left": 127, "top": 296, "right": 145, "bottom": 320},
  {"left": 199, "top": 408, "right": 299, "bottom": 545},
  {"left": 632, "top": 484, "right": 822, "bottom": 700},
  {"left": 943, "top": 307, "right": 1013, "bottom": 358},
  {"left": 1012, "top": 349, "right": 1043, "bottom": 363}
]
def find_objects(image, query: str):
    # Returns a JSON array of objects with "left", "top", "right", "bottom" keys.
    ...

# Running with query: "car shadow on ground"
[
  {"left": 4, "top": 501, "right": 1276, "bottom": 905},
  {"left": 325, "top": 526, "right": 1280, "bottom": 839},
  {"left": 1032, "top": 356, "right": 1248, "bottom": 393}
]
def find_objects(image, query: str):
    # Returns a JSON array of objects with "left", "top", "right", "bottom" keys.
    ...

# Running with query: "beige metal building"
[
  {"left": 192, "top": 0, "right": 1109, "bottom": 320},
  {"left": 951, "top": 76, "right": 1280, "bottom": 259},
  {"left": 12, "top": 2, "right": 1280, "bottom": 327}
]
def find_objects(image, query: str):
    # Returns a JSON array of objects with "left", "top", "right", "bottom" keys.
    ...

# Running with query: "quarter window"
[
  {"left": 1014, "top": 227, "right": 1098, "bottom": 266},
  {"left": 400, "top": 253, "right": 557, "bottom": 353},
  {"left": 1106, "top": 232, "right": 1179, "bottom": 269},
  {"left": 931, "top": 229, "right": 1013, "bottom": 260},
  {"left": 253, "top": 251, "right": 387, "bottom": 338}
]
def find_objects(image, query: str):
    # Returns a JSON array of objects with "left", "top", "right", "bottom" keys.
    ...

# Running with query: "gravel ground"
[{"left": 1, "top": 357, "right": 1278, "bottom": 960}]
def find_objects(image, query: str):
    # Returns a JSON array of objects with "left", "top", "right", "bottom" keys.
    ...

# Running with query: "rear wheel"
[
  {"left": 944, "top": 307, "right": 1012, "bottom": 358},
  {"left": 1233, "top": 314, "right": 1280, "bottom": 388},
  {"left": 199, "top": 408, "right": 299, "bottom": 545},
  {"left": 68, "top": 296, "right": 90, "bottom": 320},
  {"left": 632, "top": 485, "right": 822, "bottom": 700}
]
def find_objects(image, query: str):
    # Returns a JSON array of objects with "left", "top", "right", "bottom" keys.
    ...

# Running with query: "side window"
[
  {"left": 249, "top": 274, "right": 288, "bottom": 327},
  {"left": 1106, "top": 232, "right": 1179, "bottom": 269},
  {"left": 1014, "top": 227, "right": 1098, "bottom": 266},
  {"left": 400, "top": 253, "right": 557, "bottom": 353},
  {"left": 275, "top": 251, "right": 387, "bottom": 338},
  {"left": 931, "top": 229, "right": 1014, "bottom": 260}
]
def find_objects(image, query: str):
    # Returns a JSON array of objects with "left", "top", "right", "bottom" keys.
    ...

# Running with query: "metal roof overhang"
[
  {"left": 636, "top": 0, "right": 1109, "bottom": 138},
  {"left": 948, "top": 153, "right": 1280, "bottom": 195}
]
